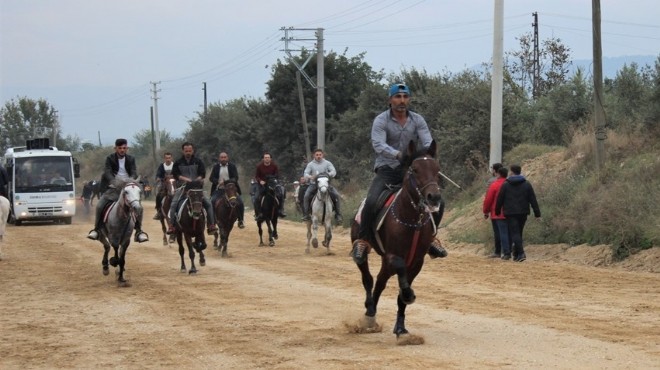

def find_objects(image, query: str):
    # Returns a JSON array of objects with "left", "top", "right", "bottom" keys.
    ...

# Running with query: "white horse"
[
  {"left": 305, "top": 174, "right": 334, "bottom": 255},
  {"left": 98, "top": 181, "right": 143, "bottom": 287},
  {"left": 0, "top": 195, "right": 10, "bottom": 260}
]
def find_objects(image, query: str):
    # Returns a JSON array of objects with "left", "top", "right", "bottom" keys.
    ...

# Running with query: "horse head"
[
  {"left": 316, "top": 174, "right": 330, "bottom": 200},
  {"left": 222, "top": 180, "right": 239, "bottom": 207},
  {"left": 265, "top": 176, "right": 279, "bottom": 197},
  {"left": 121, "top": 181, "right": 143, "bottom": 214},
  {"left": 186, "top": 188, "right": 205, "bottom": 220},
  {"left": 164, "top": 175, "right": 176, "bottom": 196},
  {"left": 403, "top": 140, "right": 442, "bottom": 213}
]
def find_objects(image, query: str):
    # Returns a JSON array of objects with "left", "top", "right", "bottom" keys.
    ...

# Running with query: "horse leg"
[
  {"left": 117, "top": 244, "right": 129, "bottom": 287},
  {"left": 178, "top": 235, "right": 187, "bottom": 273},
  {"left": 305, "top": 222, "right": 312, "bottom": 253},
  {"left": 388, "top": 254, "right": 415, "bottom": 305},
  {"left": 258, "top": 221, "right": 265, "bottom": 247},
  {"left": 272, "top": 217, "right": 278, "bottom": 240},
  {"left": 101, "top": 243, "right": 110, "bottom": 276},
  {"left": 160, "top": 218, "right": 168, "bottom": 246},
  {"left": 267, "top": 220, "right": 275, "bottom": 247},
  {"left": 311, "top": 218, "right": 319, "bottom": 249},
  {"left": 324, "top": 222, "right": 333, "bottom": 253},
  {"left": 355, "top": 258, "right": 382, "bottom": 332},
  {"left": 187, "top": 236, "right": 197, "bottom": 274},
  {"left": 221, "top": 229, "right": 229, "bottom": 258}
]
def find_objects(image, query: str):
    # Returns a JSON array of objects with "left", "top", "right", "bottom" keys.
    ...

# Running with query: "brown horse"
[
  {"left": 173, "top": 187, "right": 206, "bottom": 274},
  {"left": 350, "top": 140, "right": 443, "bottom": 343},
  {"left": 212, "top": 180, "right": 240, "bottom": 257},
  {"left": 157, "top": 175, "right": 176, "bottom": 246}
]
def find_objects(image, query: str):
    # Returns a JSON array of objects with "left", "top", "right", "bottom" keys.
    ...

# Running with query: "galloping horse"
[
  {"left": 157, "top": 175, "right": 176, "bottom": 246},
  {"left": 212, "top": 180, "right": 239, "bottom": 257},
  {"left": 99, "top": 181, "right": 143, "bottom": 287},
  {"left": 256, "top": 176, "right": 280, "bottom": 247},
  {"left": 305, "top": 174, "right": 335, "bottom": 255},
  {"left": 351, "top": 140, "right": 443, "bottom": 343},
  {"left": 173, "top": 186, "right": 207, "bottom": 274}
]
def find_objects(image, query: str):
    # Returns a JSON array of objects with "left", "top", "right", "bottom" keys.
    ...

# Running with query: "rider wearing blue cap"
[{"left": 351, "top": 83, "right": 447, "bottom": 263}]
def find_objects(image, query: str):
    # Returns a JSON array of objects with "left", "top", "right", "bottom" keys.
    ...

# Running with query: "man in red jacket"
[{"left": 483, "top": 166, "right": 510, "bottom": 259}]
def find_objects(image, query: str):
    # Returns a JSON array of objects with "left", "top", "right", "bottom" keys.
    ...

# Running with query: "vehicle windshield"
[{"left": 14, "top": 156, "right": 73, "bottom": 193}]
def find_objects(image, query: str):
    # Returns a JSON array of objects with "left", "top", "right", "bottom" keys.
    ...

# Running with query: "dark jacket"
[
  {"left": 209, "top": 162, "right": 241, "bottom": 195},
  {"left": 171, "top": 155, "right": 206, "bottom": 188},
  {"left": 495, "top": 175, "right": 541, "bottom": 217},
  {"left": 100, "top": 153, "right": 137, "bottom": 193},
  {"left": 0, "top": 165, "right": 8, "bottom": 197}
]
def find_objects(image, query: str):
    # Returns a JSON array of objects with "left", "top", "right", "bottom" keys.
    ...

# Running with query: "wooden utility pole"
[
  {"left": 296, "top": 71, "right": 312, "bottom": 161},
  {"left": 592, "top": 0, "right": 606, "bottom": 171}
]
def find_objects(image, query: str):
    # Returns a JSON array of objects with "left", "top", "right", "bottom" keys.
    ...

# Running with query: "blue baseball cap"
[{"left": 389, "top": 83, "right": 411, "bottom": 97}]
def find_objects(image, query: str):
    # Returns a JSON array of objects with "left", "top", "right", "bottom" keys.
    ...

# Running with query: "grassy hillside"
[{"left": 443, "top": 127, "right": 660, "bottom": 260}]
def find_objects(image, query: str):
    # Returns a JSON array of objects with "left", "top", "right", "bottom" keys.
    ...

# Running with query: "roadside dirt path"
[{"left": 1, "top": 201, "right": 658, "bottom": 369}]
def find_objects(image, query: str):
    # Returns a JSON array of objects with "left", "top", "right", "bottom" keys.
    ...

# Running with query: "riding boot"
[
  {"left": 87, "top": 198, "right": 108, "bottom": 240},
  {"left": 237, "top": 200, "right": 245, "bottom": 229},
  {"left": 134, "top": 217, "right": 149, "bottom": 243},
  {"left": 333, "top": 197, "right": 343, "bottom": 223},
  {"left": 254, "top": 199, "right": 262, "bottom": 221},
  {"left": 204, "top": 198, "right": 217, "bottom": 235},
  {"left": 301, "top": 202, "right": 310, "bottom": 222},
  {"left": 427, "top": 211, "right": 447, "bottom": 258}
]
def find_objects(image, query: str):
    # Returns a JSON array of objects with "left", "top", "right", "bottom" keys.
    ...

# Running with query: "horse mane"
[{"left": 400, "top": 140, "right": 438, "bottom": 168}]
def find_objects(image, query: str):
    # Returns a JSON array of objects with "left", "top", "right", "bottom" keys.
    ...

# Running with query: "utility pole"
[
  {"left": 150, "top": 81, "right": 161, "bottom": 154},
  {"left": 489, "top": 0, "right": 504, "bottom": 168},
  {"left": 281, "top": 27, "right": 325, "bottom": 150},
  {"left": 532, "top": 12, "right": 540, "bottom": 99},
  {"left": 592, "top": 0, "right": 606, "bottom": 171},
  {"left": 202, "top": 82, "right": 208, "bottom": 124},
  {"left": 316, "top": 28, "right": 325, "bottom": 150},
  {"left": 150, "top": 107, "right": 156, "bottom": 162},
  {"left": 52, "top": 110, "right": 59, "bottom": 148},
  {"left": 296, "top": 71, "right": 312, "bottom": 161}
]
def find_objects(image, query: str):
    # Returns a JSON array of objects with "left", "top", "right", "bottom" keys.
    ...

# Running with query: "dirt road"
[{"left": 1, "top": 201, "right": 658, "bottom": 369}]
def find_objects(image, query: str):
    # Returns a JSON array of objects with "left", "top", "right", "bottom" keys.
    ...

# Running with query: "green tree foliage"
[
  {"left": 505, "top": 33, "right": 572, "bottom": 98},
  {"left": 604, "top": 61, "right": 656, "bottom": 131}
]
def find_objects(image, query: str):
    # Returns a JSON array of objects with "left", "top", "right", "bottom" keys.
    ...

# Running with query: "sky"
[{"left": 2, "top": 0, "right": 659, "bottom": 147}]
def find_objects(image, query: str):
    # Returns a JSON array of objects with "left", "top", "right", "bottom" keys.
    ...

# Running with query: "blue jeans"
[{"left": 494, "top": 219, "right": 511, "bottom": 256}]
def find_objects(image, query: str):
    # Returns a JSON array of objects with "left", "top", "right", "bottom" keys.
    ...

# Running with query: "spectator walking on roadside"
[
  {"left": 495, "top": 164, "right": 541, "bottom": 262},
  {"left": 483, "top": 166, "right": 511, "bottom": 259}
]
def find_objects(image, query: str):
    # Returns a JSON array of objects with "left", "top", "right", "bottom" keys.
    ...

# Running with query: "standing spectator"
[
  {"left": 81, "top": 180, "right": 95, "bottom": 215},
  {"left": 495, "top": 164, "right": 541, "bottom": 262},
  {"left": 209, "top": 151, "right": 245, "bottom": 229},
  {"left": 483, "top": 166, "right": 511, "bottom": 259}
]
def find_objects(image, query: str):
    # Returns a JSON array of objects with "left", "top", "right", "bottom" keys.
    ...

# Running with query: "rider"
[
  {"left": 153, "top": 152, "right": 174, "bottom": 220},
  {"left": 301, "top": 148, "right": 343, "bottom": 223},
  {"left": 253, "top": 152, "right": 286, "bottom": 220},
  {"left": 87, "top": 138, "right": 149, "bottom": 243},
  {"left": 351, "top": 83, "right": 447, "bottom": 262},
  {"left": 209, "top": 151, "right": 245, "bottom": 229},
  {"left": 166, "top": 142, "right": 218, "bottom": 235}
]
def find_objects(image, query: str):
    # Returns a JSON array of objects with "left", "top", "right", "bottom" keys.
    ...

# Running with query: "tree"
[
  {"left": 1, "top": 97, "right": 61, "bottom": 154},
  {"left": 505, "top": 33, "right": 572, "bottom": 98}
]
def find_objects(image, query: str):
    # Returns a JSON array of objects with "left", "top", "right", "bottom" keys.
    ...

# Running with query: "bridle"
[{"left": 389, "top": 157, "right": 440, "bottom": 229}]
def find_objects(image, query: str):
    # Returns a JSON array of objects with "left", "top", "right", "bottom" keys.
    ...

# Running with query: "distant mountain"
[{"left": 571, "top": 55, "right": 657, "bottom": 78}]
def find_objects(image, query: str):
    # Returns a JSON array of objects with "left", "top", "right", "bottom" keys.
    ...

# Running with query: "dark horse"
[
  {"left": 99, "top": 180, "right": 143, "bottom": 287},
  {"left": 213, "top": 180, "right": 240, "bottom": 257},
  {"left": 173, "top": 186, "right": 207, "bottom": 274},
  {"left": 351, "top": 140, "right": 443, "bottom": 343},
  {"left": 256, "top": 176, "right": 279, "bottom": 247},
  {"left": 157, "top": 175, "right": 176, "bottom": 246}
]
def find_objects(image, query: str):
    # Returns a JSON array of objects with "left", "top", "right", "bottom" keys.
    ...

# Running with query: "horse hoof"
[
  {"left": 221, "top": 251, "right": 228, "bottom": 258},
  {"left": 109, "top": 257, "right": 118, "bottom": 267},
  {"left": 102, "top": 267, "right": 109, "bottom": 276},
  {"left": 305, "top": 248, "right": 310, "bottom": 254},
  {"left": 312, "top": 239, "right": 318, "bottom": 248},
  {"left": 322, "top": 241, "right": 327, "bottom": 247},
  {"left": 180, "top": 268, "right": 187, "bottom": 273},
  {"left": 189, "top": 269, "right": 197, "bottom": 275},
  {"left": 118, "top": 279, "right": 131, "bottom": 288},
  {"left": 269, "top": 241, "right": 275, "bottom": 247},
  {"left": 200, "top": 260, "right": 206, "bottom": 267}
]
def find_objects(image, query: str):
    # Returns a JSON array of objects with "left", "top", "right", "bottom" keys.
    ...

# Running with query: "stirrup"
[
  {"left": 135, "top": 231, "right": 149, "bottom": 243},
  {"left": 87, "top": 229, "right": 99, "bottom": 240},
  {"left": 428, "top": 238, "right": 448, "bottom": 259}
]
